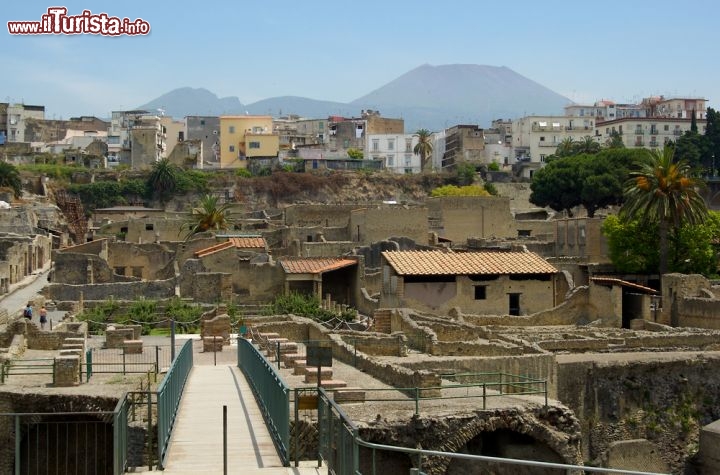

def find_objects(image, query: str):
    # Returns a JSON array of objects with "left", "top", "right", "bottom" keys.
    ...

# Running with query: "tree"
[
  {"left": 0, "top": 162, "right": 23, "bottom": 198},
  {"left": 621, "top": 145, "right": 708, "bottom": 275},
  {"left": 346, "top": 148, "right": 364, "bottom": 160},
  {"left": 603, "top": 212, "right": 720, "bottom": 276},
  {"left": 180, "top": 194, "right": 234, "bottom": 240},
  {"left": 529, "top": 149, "right": 633, "bottom": 217},
  {"left": 576, "top": 136, "right": 602, "bottom": 155},
  {"left": 413, "top": 129, "right": 434, "bottom": 171},
  {"left": 605, "top": 131, "right": 625, "bottom": 149},
  {"left": 705, "top": 107, "right": 720, "bottom": 175},
  {"left": 147, "top": 158, "right": 180, "bottom": 202},
  {"left": 555, "top": 137, "right": 576, "bottom": 158}
]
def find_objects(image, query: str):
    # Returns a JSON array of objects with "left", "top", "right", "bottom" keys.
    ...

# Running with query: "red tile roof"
[
  {"left": 195, "top": 237, "right": 268, "bottom": 258},
  {"left": 381, "top": 250, "right": 557, "bottom": 276},
  {"left": 591, "top": 277, "right": 657, "bottom": 294},
  {"left": 194, "top": 241, "right": 234, "bottom": 258},
  {"left": 228, "top": 237, "right": 267, "bottom": 249},
  {"left": 279, "top": 257, "right": 357, "bottom": 274}
]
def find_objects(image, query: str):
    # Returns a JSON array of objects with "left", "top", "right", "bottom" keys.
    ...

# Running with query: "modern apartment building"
[
  {"left": 510, "top": 115, "right": 596, "bottom": 176},
  {"left": 185, "top": 116, "right": 220, "bottom": 165},
  {"left": 107, "top": 110, "right": 166, "bottom": 168},
  {"left": 595, "top": 117, "right": 706, "bottom": 149},
  {"left": 441, "top": 125, "right": 486, "bottom": 171},
  {"left": 218, "top": 115, "right": 278, "bottom": 169},
  {"left": 328, "top": 110, "right": 403, "bottom": 152},
  {"left": 366, "top": 133, "right": 421, "bottom": 173},
  {"left": 1, "top": 103, "right": 45, "bottom": 143}
]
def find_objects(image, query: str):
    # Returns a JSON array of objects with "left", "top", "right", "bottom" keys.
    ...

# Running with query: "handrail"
[
  {"left": 317, "top": 387, "right": 668, "bottom": 475},
  {"left": 237, "top": 337, "right": 291, "bottom": 465},
  {"left": 156, "top": 339, "right": 193, "bottom": 469}
]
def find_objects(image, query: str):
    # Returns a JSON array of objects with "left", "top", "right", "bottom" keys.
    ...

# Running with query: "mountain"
[
  {"left": 136, "top": 65, "right": 571, "bottom": 131},
  {"left": 136, "top": 87, "right": 246, "bottom": 118},
  {"left": 351, "top": 64, "right": 571, "bottom": 129}
]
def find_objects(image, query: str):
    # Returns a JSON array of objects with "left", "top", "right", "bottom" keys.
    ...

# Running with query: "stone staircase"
[{"left": 253, "top": 331, "right": 365, "bottom": 403}]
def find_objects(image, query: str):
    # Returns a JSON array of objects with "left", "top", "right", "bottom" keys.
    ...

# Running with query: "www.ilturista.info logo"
[{"left": 7, "top": 7, "right": 150, "bottom": 36}]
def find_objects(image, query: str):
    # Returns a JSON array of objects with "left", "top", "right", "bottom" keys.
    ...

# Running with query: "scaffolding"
[{"left": 55, "top": 189, "right": 88, "bottom": 244}]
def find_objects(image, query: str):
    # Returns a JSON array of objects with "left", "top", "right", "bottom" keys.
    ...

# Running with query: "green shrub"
[
  {"left": 235, "top": 168, "right": 252, "bottom": 178},
  {"left": 430, "top": 184, "right": 491, "bottom": 197},
  {"left": 263, "top": 292, "right": 354, "bottom": 322},
  {"left": 483, "top": 182, "right": 498, "bottom": 195}
]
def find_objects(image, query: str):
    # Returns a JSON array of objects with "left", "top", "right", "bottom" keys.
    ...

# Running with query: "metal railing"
[
  {"left": 237, "top": 337, "right": 290, "bottom": 465},
  {"left": 1, "top": 358, "right": 55, "bottom": 384},
  {"left": 317, "top": 388, "right": 669, "bottom": 475},
  {"left": 1, "top": 400, "right": 131, "bottom": 475},
  {"left": 82, "top": 344, "right": 178, "bottom": 380},
  {"left": 156, "top": 339, "right": 193, "bottom": 469}
]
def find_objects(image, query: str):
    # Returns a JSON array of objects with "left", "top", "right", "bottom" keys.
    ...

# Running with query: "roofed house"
[
  {"left": 380, "top": 249, "right": 558, "bottom": 315},
  {"left": 279, "top": 257, "right": 360, "bottom": 307}
]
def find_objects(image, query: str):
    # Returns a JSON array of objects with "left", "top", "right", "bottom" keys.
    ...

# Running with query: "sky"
[{"left": 2, "top": 0, "right": 719, "bottom": 121}]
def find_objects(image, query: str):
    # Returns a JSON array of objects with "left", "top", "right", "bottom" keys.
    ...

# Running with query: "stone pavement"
[{"left": 148, "top": 363, "right": 326, "bottom": 475}]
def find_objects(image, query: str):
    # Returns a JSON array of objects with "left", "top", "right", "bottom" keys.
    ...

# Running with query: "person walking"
[{"left": 39, "top": 305, "right": 48, "bottom": 330}]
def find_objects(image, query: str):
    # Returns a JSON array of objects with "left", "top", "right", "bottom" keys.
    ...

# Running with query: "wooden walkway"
[{"left": 159, "top": 364, "right": 324, "bottom": 474}]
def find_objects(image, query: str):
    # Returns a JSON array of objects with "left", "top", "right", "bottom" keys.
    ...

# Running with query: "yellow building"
[{"left": 219, "top": 115, "right": 279, "bottom": 168}]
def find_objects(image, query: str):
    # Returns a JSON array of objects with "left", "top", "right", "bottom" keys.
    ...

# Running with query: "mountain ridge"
[{"left": 136, "top": 64, "right": 571, "bottom": 131}]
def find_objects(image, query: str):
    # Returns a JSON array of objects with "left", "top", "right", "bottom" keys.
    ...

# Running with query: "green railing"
[
  {"left": 237, "top": 337, "right": 290, "bottom": 466},
  {"left": 317, "top": 388, "right": 669, "bottom": 475},
  {"left": 156, "top": 338, "right": 194, "bottom": 469},
  {"left": 113, "top": 395, "right": 131, "bottom": 475}
]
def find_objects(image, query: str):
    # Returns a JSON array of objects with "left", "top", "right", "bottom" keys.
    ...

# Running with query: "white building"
[
  {"left": 595, "top": 117, "right": 706, "bottom": 149},
  {"left": 366, "top": 133, "right": 421, "bottom": 173},
  {"left": 108, "top": 110, "right": 166, "bottom": 168},
  {"left": 510, "top": 115, "right": 596, "bottom": 177}
]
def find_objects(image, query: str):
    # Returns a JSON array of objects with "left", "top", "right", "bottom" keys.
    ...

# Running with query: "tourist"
[
  {"left": 39, "top": 306, "right": 48, "bottom": 329},
  {"left": 23, "top": 303, "right": 33, "bottom": 320}
]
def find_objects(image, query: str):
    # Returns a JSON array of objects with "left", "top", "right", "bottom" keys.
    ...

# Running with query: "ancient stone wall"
[
  {"left": 284, "top": 204, "right": 358, "bottom": 227},
  {"left": 349, "top": 206, "right": 428, "bottom": 245},
  {"left": 557, "top": 352, "right": 720, "bottom": 471},
  {"left": 43, "top": 278, "right": 176, "bottom": 301},
  {"left": 301, "top": 241, "right": 356, "bottom": 258},
  {"left": 426, "top": 196, "right": 516, "bottom": 242},
  {"left": 107, "top": 241, "right": 176, "bottom": 281}
]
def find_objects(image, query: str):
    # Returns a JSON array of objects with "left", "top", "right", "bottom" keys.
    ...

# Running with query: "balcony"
[
  {"left": 538, "top": 141, "right": 560, "bottom": 148},
  {"left": 635, "top": 130, "right": 644, "bottom": 135},
  {"left": 532, "top": 124, "right": 564, "bottom": 132}
]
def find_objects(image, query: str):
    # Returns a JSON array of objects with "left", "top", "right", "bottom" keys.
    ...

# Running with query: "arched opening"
[
  {"left": 446, "top": 429, "right": 565, "bottom": 475},
  {"left": 358, "top": 445, "right": 413, "bottom": 475}
]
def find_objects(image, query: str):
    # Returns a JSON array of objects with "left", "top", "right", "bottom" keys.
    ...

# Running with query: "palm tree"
[
  {"left": 621, "top": 145, "right": 707, "bottom": 275},
  {"left": 555, "top": 137, "right": 576, "bottom": 157},
  {"left": 413, "top": 129, "right": 434, "bottom": 171},
  {"left": 0, "top": 162, "right": 22, "bottom": 198},
  {"left": 576, "top": 136, "right": 602, "bottom": 155},
  {"left": 147, "top": 158, "right": 180, "bottom": 202},
  {"left": 180, "top": 194, "right": 234, "bottom": 240}
]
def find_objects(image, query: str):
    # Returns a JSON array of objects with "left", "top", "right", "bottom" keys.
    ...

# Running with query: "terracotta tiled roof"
[
  {"left": 280, "top": 257, "right": 357, "bottom": 274},
  {"left": 228, "top": 237, "right": 267, "bottom": 249},
  {"left": 591, "top": 277, "right": 657, "bottom": 294},
  {"left": 194, "top": 241, "right": 234, "bottom": 258},
  {"left": 381, "top": 250, "right": 557, "bottom": 276}
]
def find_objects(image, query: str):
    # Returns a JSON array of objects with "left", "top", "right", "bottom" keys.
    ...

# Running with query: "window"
[
  {"left": 145, "top": 224, "right": 154, "bottom": 231},
  {"left": 404, "top": 168, "right": 413, "bottom": 174},
  {"left": 539, "top": 136, "right": 545, "bottom": 142},
  {"left": 229, "top": 126, "right": 235, "bottom": 133},
  {"left": 200, "top": 119, "right": 205, "bottom": 125},
  {"left": 540, "top": 154, "right": 546, "bottom": 162},
  {"left": 249, "top": 142, "right": 260, "bottom": 149},
  {"left": 229, "top": 145, "right": 235, "bottom": 152},
  {"left": 474, "top": 286, "right": 487, "bottom": 300},
  {"left": 387, "top": 156, "right": 394, "bottom": 166},
  {"left": 405, "top": 139, "right": 413, "bottom": 152},
  {"left": 372, "top": 139, "right": 379, "bottom": 151},
  {"left": 318, "top": 122, "right": 324, "bottom": 130},
  {"left": 664, "top": 124, "right": 669, "bottom": 131},
  {"left": 388, "top": 139, "right": 395, "bottom": 150}
]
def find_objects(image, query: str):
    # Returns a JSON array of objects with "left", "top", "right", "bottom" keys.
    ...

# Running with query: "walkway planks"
[{"left": 160, "top": 364, "right": 324, "bottom": 474}]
